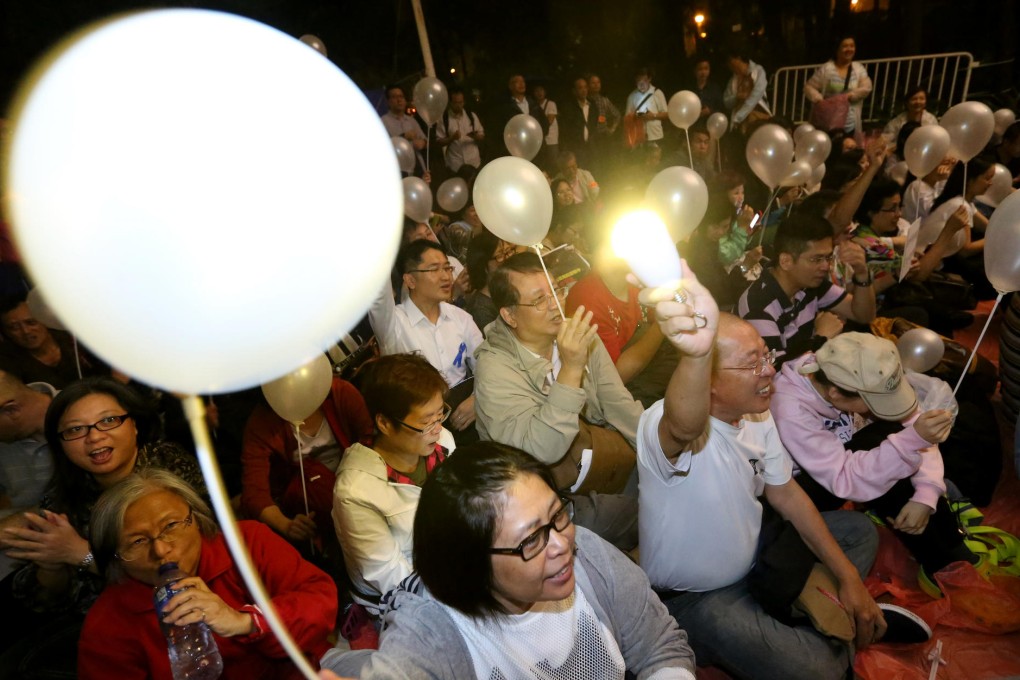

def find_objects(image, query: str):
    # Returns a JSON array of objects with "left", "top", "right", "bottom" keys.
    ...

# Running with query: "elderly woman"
[
  {"left": 323, "top": 442, "right": 697, "bottom": 679},
  {"left": 79, "top": 469, "right": 337, "bottom": 679},
  {"left": 804, "top": 36, "right": 872, "bottom": 138}
]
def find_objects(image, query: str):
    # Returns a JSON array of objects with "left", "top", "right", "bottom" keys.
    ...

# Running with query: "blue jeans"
[{"left": 666, "top": 510, "right": 878, "bottom": 680}]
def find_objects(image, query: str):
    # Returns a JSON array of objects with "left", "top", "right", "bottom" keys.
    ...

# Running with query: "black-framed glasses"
[
  {"left": 490, "top": 499, "right": 574, "bottom": 561},
  {"left": 407, "top": 265, "right": 455, "bottom": 276},
  {"left": 58, "top": 414, "right": 132, "bottom": 441},
  {"left": 394, "top": 403, "right": 452, "bottom": 436},
  {"left": 719, "top": 348, "right": 778, "bottom": 376},
  {"left": 116, "top": 510, "right": 194, "bottom": 562},
  {"left": 515, "top": 287, "right": 568, "bottom": 312}
]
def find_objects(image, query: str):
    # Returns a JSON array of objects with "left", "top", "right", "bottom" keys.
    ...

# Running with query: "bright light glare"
[
  {"left": 504, "top": 187, "right": 525, "bottom": 209},
  {"left": 450, "top": 67, "right": 456, "bottom": 74},
  {"left": 611, "top": 210, "right": 683, "bottom": 288},
  {"left": 694, "top": 13, "right": 705, "bottom": 24}
]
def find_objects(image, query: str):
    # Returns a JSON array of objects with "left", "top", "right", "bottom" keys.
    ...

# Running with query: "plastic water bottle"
[{"left": 154, "top": 562, "right": 224, "bottom": 680}]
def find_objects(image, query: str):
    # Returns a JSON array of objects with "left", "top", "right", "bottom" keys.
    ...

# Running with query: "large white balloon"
[
  {"left": 403, "top": 176, "right": 433, "bottom": 222},
  {"left": 262, "top": 353, "right": 333, "bottom": 424},
  {"left": 993, "top": 108, "right": 1016, "bottom": 136},
  {"left": 903, "top": 125, "right": 951, "bottom": 178},
  {"left": 795, "top": 130, "right": 831, "bottom": 168},
  {"left": 503, "top": 114, "right": 543, "bottom": 161},
  {"left": 897, "top": 328, "right": 945, "bottom": 373},
  {"left": 437, "top": 177, "right": 469, "bottom": 213},
  {"left": 794, "top": 123, "right": 816, "bottom": 145},
  {"left": 645, "top": 166, "right": 709, "bottom": 242},
  {"left": 412, "top": 76, "right": 448, "bottom": 127},
  {"left": 940, "top": 101, "right": 995, "bottom": 162},
  {"left": 746, "top": 124, "right": 795, "bottom": 190},
  {"left": 392, "top": 136, "right": 416, "bottom": 174},
  {"left": 667, "top": 90, "right": 701, "bottom": 130},
  {"left": 976, "top": 163, "right": 1014, "bottom": 208},
  {"left": 780, "top": 159, "right": 814, "bottom": 187},
  {"left": 473, "top": 157, "right": 552, "bottom": 246},
  {"left": 984, "top": 190, "right": 1020, "bottom": 293},
  {"left": 706, "top": 112, "right": 728, "bottom": 140},
  {"left": 5, "top": 10, "right": 402, "bottom": 394}
]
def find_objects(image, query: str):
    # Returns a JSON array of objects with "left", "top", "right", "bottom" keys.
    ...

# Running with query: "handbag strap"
[
  {"left": 842, "top": 63, "right": 853, "bottom": 92},
  {"left": 635, "top": 90, "right": 655, "bottom": 112}
]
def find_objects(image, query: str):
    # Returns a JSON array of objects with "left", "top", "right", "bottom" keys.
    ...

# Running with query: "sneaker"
[
  {"left": 877, "top": 603, "right": 932, "bottom": 644},
  {"left": 793, "top": 563, "right": 855, "bottom": 642},
  {"left": 917, "top": 565, "right": 944, "bottom": 599}
]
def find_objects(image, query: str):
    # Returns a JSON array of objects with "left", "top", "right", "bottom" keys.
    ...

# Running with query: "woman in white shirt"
[{"left": 804, "top": 36, "right": 872, "bottom": 137}]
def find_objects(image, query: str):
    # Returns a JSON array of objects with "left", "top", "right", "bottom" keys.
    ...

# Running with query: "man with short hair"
[
  {"left": 474, "top": 252, "right": 642, "bottom": 549},
  {"left": 625, "top": 67, "right": 668, "bottom": 144},
  {"left": 559, "top": 77, "right": 595, "bottom": 167},
  {"left": 737, "top": 213, "right": 876, "bottom": 366},
  {"left": 436, "top": 88, "right": 485, "bottom": 174},
  {"left": 553, "top": 150, "right": 599, "bottom": 206},
  {"left": 368, "top": 240, "right": 483, "bottom": 436},
  {"left": 637, "top": 282, "right": 892, "bottom": 679},
  {"left": 585, "top": 73, "right": 621, "bottom": 176},
  {"left": 381, "top": 85, "right": 426, "bottom": 173},
  {"left": 493, "top": 74, "right": 548, "bottom": 157}
]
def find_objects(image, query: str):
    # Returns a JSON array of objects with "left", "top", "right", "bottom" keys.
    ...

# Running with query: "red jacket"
[
  {"left": 240, "top": 377, "right": 373, "bottom": 520},
  {"left": 78, "top": 521, "right": 338, "bottom": 680}
]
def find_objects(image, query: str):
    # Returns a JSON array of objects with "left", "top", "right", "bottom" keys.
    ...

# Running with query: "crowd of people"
[{"left": 1, "top": 34, "right": 1019, "bottom": 680}]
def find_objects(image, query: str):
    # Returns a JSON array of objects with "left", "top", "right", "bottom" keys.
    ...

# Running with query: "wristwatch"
[
  {"left": 852, "top": 272, "right": 872, "bottom": 287},
  {"left": 77, "top": 551, "right": 95, "bottom": 572}
]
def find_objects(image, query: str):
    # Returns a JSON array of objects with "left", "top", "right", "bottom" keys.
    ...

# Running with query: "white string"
[
  {"left": 291, "top": 421, "right": 314, "bottom": 557},
  {"left": 952, "top": 291, "right": 1002, "bottom": 396},
  {"left": 182, "top": 396, "right": 318, "bottom": 680},
  {"left": 684, "top": 128, "right": 692, "bottom": 169},
  {"left": 72, "top": 334, "right": 82, "bottom": 379},
  {"left": 532, "top": 243, "right": 566, "bottom": 319}
]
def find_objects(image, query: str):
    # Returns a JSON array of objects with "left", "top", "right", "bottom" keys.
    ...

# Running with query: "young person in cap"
[{"left": 770, "top": 332, "right": 978, "bottom": 594}]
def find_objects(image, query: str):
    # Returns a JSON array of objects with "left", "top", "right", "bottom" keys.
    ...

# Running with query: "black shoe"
[{"left": 878, "top": 603, "right": 932, "bottom": 644}]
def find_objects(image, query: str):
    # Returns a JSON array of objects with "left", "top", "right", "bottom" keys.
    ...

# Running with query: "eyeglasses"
[
  {"left": 407, "top": 265, "right": 455, "bottom": 276},
  {"left": 116, "top": 511, "right": 194, "bottom": 562},
  {"left": 394, "top": 403, "right": 452, "bottom": 436},
  {"left": 515, "top": 287, "right": 568, "bottom": 312},
  {"left": 490, "top": 499, "right": 574, "bottom": 561},
  {"left": 719, "top": 348, "right": 778, "bottom": 376},
  {"left": 802, "top": 253, "right": 837, "bottom": 265},
  {"left": 58, "top": 414, "right": 132, "bottom": 441},
  {"left": 878, "top": 203, "right": 902, "bottom": 213}
]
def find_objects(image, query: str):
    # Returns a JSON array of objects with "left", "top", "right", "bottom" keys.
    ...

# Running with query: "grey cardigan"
[{"left": 321, "top": 527, "right": 696, "bottom": 679}]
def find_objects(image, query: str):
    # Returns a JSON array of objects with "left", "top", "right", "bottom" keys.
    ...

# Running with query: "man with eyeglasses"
[
  {"left": 369, "top": 240, "right": 483, "bottom": 438},
  {"left": 474, "top": 252, "right": 643, "bottom": 550},
  {"left": 637, "top": 283, "right": 892, "bottom": 680},
  {"left": 738, "top": 213, "right": 876, "bottom": 367}
]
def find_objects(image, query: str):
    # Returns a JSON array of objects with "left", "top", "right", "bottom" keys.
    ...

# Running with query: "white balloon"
[
  {"left": 940, "top": 101, "right": 995, "bottom": 162},
  {"left": 611, "top": 210, "right": 681, "bottom": 287},
  {"left": 437, "top": 177, "right": 469, "bottom": 213},
  {"left": 808, "top": 162, "right": 826, "bottom": 187},
  {"left": 403, "top": 176, "right": 433, "bottom": 222},
  {"left": 392, "top": 136, "right": 416, "bottom": 174},
  {"left": 667, "top": 90, "right": 701, "bottom": 130},
  {"left": 897, "top": 328, "right": 945, "bottom": 373},
  {"left": 706, "top": 112, "right": 728, "bottom": 140},
  {"left": 473, "top": 157, "right": 552, "bottom": 246},
  {"left": 794, "top": 123, "right": 816, "bottom": 145},
  {"left": 795, "top": 130, "right": 831, "bottom": 168},
  {"left": 904, "top": 125, "right": 952, "bottom": 178},
  {"left": 412, "top": 76, "right": 448, "bottom": 127},
  {"left": 26, "top": 288, "right": 66, "bottom": 331},
  {"left": 993, "top": 108, "right": 1016, "bottom": 137},
  {"left": 261, "top": 353, "right": 333, "bottom": 424},
  {"left": 6, "top": 10, "right": 402, "bottom": 394},
  {"left": 780, "top": 159, "right": 814, "bottom": 187},
  {"left": 503, "top": 114, "right": 543, "bottom": 161},
  {"left": 746, "top": 124, "right": 795, "bottom": 190},
  {"left": 645, "top": 166, "right": 709, "bottom": 242},
  {"left": 984, "top": 190, "right": 1020, "bottom": 293},
  {"left": 976, "top": 163, "right": 1014, "bottom": 208}
]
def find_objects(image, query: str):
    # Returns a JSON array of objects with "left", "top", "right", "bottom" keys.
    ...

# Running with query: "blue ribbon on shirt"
[{"left": 453, "top": 342, "right": 467, "bottom": 368}]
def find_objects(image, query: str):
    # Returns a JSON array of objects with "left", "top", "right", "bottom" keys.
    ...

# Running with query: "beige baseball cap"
[{"left": 813, "top": 333, "right": 917, "bottom": 421}]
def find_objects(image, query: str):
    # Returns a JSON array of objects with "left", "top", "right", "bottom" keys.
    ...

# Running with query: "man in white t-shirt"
[
  {"left": 436, "top": 88, "right": 485, "bottom": 174},
  {"left": 637, "top": 278, "right": 889, "bottom": 680},
  {"left": 625, "top": 67, "right": 668, "bottom": 143}
]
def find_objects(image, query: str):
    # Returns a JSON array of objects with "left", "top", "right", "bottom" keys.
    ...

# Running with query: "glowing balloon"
[
  {"left": 780, "top": 159, "right": 814, "bottom": 187},
  {"left": 897, "top": 328, "right": 945, "bottom": 373},
  {"left": 611, "top": 210, "right": 681, "bottom": 287},
  {"left": 794, "top": 123, "right": 816, "bottom": 145},
  {"left": 706, "top": 112, "right": 728, "bottom": 140},
  {"left": 976, "top": 163, "right": 1014, "bottom": 208},
  {"left": 667, "top": 90, "right": 701, "bottom": 130},
  {"left": 809, "top": 163, "right": 826, "bottom": 187},
  {"left": 984, "top": 190, "right": 1020, "bottom": 293},
  {"left": 645, "top": 166, "right": 709, "bottom": 242},
  {"left": 795, "top": 129, "right": 831, "bottom": 168},
  {"left": 262, "top": 353, "right": 333, "bottom": 424},
  {"left": 298, "top": 34, "right": 327, "bottom": 57},
  {"left": 746, "top": 124, "right": 795, "bottom": 189},
  {"left": 412, "top": 76, "right": 448, "bottom": 127},
  {"left": 403, "top": 176, "right": 433, "bottom": 222},
  {"left": 993, "top": 108, "right": 1016, "bottom": 137},
  {"left": 473, "top": 157, "right": 552, "bottom": 246},
  {"left": 888, "top": 160, "right": 909, "bottom": 186},
  {"left": 5, "top": 9, "right": 402, "bottom": 394},
  {"left": 940, "top": 101, "right": 995, "bottom": 162},
  {"left": 904, "top": 125, "right": 951, "bottom": 179},
  {"left": 503, "top": 114, "right": 543, "bottom": 161},
  {"left": 437, "top": 177, "right": 469, "bottom": 213},
  {"left": 392, "top": 136, "right": 416, "bottom": 174}
]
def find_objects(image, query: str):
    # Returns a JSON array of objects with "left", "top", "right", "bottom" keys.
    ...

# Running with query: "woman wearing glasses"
[
  {"left": 79, "top": 468, "right": 337, "bottom": 679},
  {"left": 332, "top": 354, "right": 452, "bottom": 617},
  {"left": 323, "top": 442, "right": 696, "bottom": 679}
]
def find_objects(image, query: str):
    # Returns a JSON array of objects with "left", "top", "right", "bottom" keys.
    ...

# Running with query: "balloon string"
[
  {"left": 292, "top": 422, "right": 315, "bottom": 557},
  {"left": 684, "top": 129, "right": 692, "bottom": 170},
  {"left": 533, "top": 244, "right": 565, "bottom": 319},
  {"left": 426, "top": 124, "right": 431, "bottom": 174},
  {"left": 182, "top": 396, "right": 318, "bottom": 680},
  {"left": 750, "top": 188, "right": 780, "bottom": 250},
  {"left": 952, "top": 291, "right": 1002, "bottom": 396},
  {"left": 72, "top": 334, "right": 82, "bottom": 379}
]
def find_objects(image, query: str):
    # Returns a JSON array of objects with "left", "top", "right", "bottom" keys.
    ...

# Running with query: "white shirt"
[
  {"left": 918, "top": 196, "right": 973, "bottom": 256},
  {"left": 381, "top": 112, "right": 426, "bottom": 170},
  {"left": 513, "top": 96, "right": 530, "bottom": 115},
  {"left": 637, "top": 402, "right": 793, "bottom": 592},
  {"left": 368, "top": 279, "right": 483, "bottom": 387},
  {"left": 579, "top": 100, "right": 590, "bottom": 141},
  {"left": 437, "top": 110, "right": 484, "bottom": 172},
  {"left": 625, "top": 87, "right": 667, "bottom": 142},
  {"left": 902, "top": 178, "right": 945, "bottom": 224},
  {"left": 540, "top": 99, "right": 559, "bottom": 145}
]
